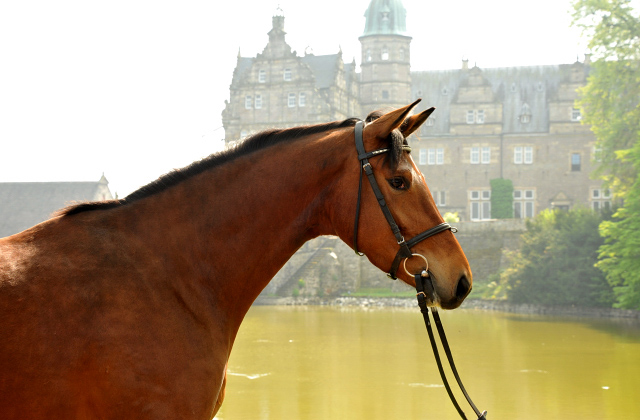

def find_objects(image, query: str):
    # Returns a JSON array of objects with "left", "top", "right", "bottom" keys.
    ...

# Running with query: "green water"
[{"left": 216, "top": 306, "right": 640, "bottom": 420}]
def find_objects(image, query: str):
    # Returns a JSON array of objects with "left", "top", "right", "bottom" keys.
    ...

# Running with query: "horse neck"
[{"left": 118, "top": 131, "right": 351, "bottom": 323}]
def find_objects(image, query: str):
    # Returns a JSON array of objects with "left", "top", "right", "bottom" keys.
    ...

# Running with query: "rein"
[
  {"left": 351, "top": 121, "right": 487, "bottom": 419},
  {"left": 416, "top": 272, "right": 488, "bottom": 420}
]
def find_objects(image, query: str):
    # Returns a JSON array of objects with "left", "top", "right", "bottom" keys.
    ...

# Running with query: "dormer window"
[{"left": 520, "top": 103, "right": 532, "bottom": 124}]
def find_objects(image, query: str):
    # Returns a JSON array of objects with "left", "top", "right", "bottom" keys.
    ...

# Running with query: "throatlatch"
[{"left": 416, "top": 272, "right": 488, "bottom": 420}]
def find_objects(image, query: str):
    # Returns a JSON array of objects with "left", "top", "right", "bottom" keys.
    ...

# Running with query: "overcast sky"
[{"left": 0, "top": 0, "right": 593, "bottom": 197}]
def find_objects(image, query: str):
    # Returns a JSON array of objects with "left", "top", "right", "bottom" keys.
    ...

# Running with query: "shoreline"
[{"left": 254, "top": 296, "right": 640, "bottom": 320}]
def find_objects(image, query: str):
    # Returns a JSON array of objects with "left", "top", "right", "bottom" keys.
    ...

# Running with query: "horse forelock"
[
  {"left": 58, "top": 118, "right": 361, "bottom": 217},
  {"left": 364, "top": 110, "right": 409, "bottom": 171}
]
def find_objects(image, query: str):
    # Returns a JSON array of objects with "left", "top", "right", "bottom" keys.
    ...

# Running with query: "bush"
[{"left": 504, "top": 208, "right": 614, "bottom": 307}]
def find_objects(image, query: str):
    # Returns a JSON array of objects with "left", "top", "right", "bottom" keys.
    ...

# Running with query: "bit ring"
[{"left": 403, "top": 253, "right": 429, "bottom": 277}]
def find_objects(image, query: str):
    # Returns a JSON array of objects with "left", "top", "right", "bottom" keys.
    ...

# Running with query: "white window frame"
[
  {"left": 524, "top": 146, "right": 533, "bottom": 164},
  {"left": 591, "top": 188, "right": 612, "bottom": 212},
  {"left": 470, "top": 147, "right": 480, "bottom": 164},
  {"left": 481, "top": 147, "right": 490, "bottom": 164},
  {"left": 514, "top": 147, "right": 523, "bottom": 164},
  {"left": 419, "top": 149, "right": 427, "bottom": 165},
  {"left": 476, "top": 110, "right": 485, "bottom": 124},
  {"left": 513, "top": 189, "right": 535, "bottom": 218},
  {"left": 428, "top": 149, "right": 436, "bottom": 165},
  {"left": 283, "top": 68, "right": 292, "bottom": 81},
  {"left": 245, "top": 95, "right": 252, "bottom": 109},
  {"left": 466, "top": 110, "right": 475, "bottom": 124},
  {"left": 254, "top": 94, "right": 262, "bottom": 109},
  {"left": 571, "top": 108, "right": 582, "bottom": 122},
  {"left": 469, "top": 190, "right": 491, "bottom": 221},
  {"left": 298, "top": 92, "right": 306, "bottom": 107},
  {"left": 258, "top": 69, "right": 266, "bottom": 83},
  {"left": 436, "top": 148, "right": 444, "bottom": 165},
  {"left": 287, "top": 93, "right": 296, "bottom": 108}
]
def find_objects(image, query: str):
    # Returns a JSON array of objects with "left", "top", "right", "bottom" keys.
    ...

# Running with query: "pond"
[{"left": 216, "top": 305, "right": 640, "bottom": 420}]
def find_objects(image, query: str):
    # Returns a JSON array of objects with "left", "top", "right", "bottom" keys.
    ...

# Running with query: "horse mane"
[
  {"left": 59, "top": 110, "right": 408, "bottom": 217},
  {"left": 59, "top": 117, "right": 360, "bottom": 216}
]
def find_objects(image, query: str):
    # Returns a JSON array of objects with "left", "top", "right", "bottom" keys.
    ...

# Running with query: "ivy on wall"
[{"left": 490, "top": 178, "right": 514, "bottom": 219}]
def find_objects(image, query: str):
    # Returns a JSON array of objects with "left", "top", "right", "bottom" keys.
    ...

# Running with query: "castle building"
[{"left": 222, "top": 1, "right": 608, "bottom": 222}]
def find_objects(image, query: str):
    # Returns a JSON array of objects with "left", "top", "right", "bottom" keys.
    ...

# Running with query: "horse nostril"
[{"left": 455, "top": 275, "right": 471, "bottom": 300}]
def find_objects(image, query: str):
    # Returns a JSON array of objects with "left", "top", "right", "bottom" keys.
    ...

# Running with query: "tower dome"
[{"left": 362, "top": 0, "right": 408, "bottom": 37}]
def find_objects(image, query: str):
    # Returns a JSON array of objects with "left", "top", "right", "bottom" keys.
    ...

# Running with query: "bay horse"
[{"left": 0, "top": 100, "right": 471, "bottom": 419}]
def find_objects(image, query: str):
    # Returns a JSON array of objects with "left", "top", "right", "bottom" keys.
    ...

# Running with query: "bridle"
[
  {"left": 352, "top": 120, "right": 456, "bottom": 280},
  {"left": 352, "top": 120, "right": 488, "bottom": 420}
]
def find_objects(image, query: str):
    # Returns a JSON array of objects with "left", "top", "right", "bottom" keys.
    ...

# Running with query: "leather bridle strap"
[
  {"left": 352, "top": 120, "right": 456, "bottom": 279},
  {"left": 416, "top": 273, "right": 488, "bottom": 420}
]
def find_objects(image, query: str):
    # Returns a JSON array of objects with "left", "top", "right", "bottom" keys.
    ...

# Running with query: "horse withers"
[{"left": 0, "top": 100, "right": 471, "bottom": 419}]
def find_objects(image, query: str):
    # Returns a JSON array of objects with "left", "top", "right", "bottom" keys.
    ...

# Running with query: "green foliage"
[
  {"left": 597, "top": 143, "right": 640, "bottom": 309},
  {"left": 504, "top": 208, "right": 614, "bottom": 307},
  {"left": 443, "top": 212, "right": 460, "bottom": 223},
  {"left": 490, "top": 178, "right": 514, "bottom": 219},
  {"left": 292, "top": 287, "right": 300, "bottom": 297},
  {"left": 573, "top": 0, "right": 640, "bottom": 309}
]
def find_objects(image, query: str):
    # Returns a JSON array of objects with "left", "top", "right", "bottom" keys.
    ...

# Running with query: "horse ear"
[
  {"left": 400, "top": 107, "right": 435, "bottom": 137},
  {"left": 365, "top": 99, "right": 422, "bottom": 140}
]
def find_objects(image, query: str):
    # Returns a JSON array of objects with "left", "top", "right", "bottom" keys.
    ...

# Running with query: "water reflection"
[{"left": 217, "top": 306, "right": 640, "bottom": 420}]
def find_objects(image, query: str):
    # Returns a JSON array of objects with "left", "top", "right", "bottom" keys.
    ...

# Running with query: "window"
[
  {"left": 571, "top": 153, "right": 581, "bottom": 171},
  {"left": 591, "top": 188, "right": 612, "bottom": 212},
  {"left": 381, "top": 47, "right": 389, "bottom": 60},
  {"left": 470, "top": 147, "right": 480, "bottom": 164},
  {"left": 366, "top": 49, "right": 372, "bottom": 62},
  {"left": 258, "top": 69, "right": 266, "bottom": 83},
  {"left": 382, "top": 90, "right": 389, "bottom": 100},
  {"left": 425, "top": 117, "right": 435, "bottom": 127},
  {"left": 513, "top": 189, "right": 535, "bottom": 218},
  {"left": 299, "top": 92, "right": 306, "bottom": 107},
  {"left": 466, "top": 110, "right": 485, "bottom": 124},
  {"left": 284, "top": 68, "right": 292, "bottom": 81},
  {"left": 481, "top": 147, "right": 491, "bottom": 164},
  {"left": 571, "top": 108, "right": 582, "bottom": 122},
  {"left": 428, "top": 149, "right": 436, "bottom": 165},
  {"left": 470, "top": 190, "right": 491, "bottom": 221},
  {"left": 466, "top": 110, "right": 475, "bottom": 124},
  {"left": 254, "top": 94, "right": 262, "bottom": 109},
  {"left": 245, "top": 95, "right": 252, "bottom": 109},
  {"left": 520, "top": 103, "right": 531, "bottom": 123},
  {"left": 424, "top": 148, "right": 444, "bottom": 165},
  {"left": 436, "top": 148, "right": 444, "bottom": 165},
  {"left": 524, "top": 146, "right": 533, "bottom": 164},
  {"left": 514, "top": 147, "right": 523, "bottom": 164},
  {"left": 433, "top": 191, "right": 446, "bottom": 207},
  {"left": 288, "top": 93, "right": 296, "bottom": 107},
  {"left": 419, "top": 149, "right": 427, "bottom": 165},
  {"left": 514, "top": 146, "right": 533, "bottom": 164}
]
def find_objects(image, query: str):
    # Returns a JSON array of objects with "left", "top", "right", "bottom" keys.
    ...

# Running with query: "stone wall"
[{"left": 263, "top": 219, "right": 526, "bottom": 297}]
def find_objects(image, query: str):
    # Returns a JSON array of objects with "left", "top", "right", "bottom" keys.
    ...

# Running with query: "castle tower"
[{"left": 359, "top": 0, "right": 412, "bottom": 112}]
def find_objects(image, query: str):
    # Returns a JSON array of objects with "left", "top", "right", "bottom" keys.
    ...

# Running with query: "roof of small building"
[{"left": 0, "top": 176, "right": 113, "bottom": 238}]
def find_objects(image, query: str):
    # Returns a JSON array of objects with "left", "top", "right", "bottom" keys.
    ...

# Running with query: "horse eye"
[{"left": 388, "top": 177, "right": 408, "bottom": 191}]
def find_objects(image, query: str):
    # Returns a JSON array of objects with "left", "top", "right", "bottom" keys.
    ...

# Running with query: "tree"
[
  {"left": 573, "top": 0, "right": 640, "bottom": 309},
  {"left": 505, "top": 208, "right": 614, "bottom": 307}
]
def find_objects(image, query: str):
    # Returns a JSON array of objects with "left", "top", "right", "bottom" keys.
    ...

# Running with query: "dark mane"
[{"left": 59, "top": 118, "right": 360, "bottom": 216}]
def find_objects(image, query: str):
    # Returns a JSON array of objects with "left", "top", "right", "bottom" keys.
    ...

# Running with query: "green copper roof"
[{"left": 362, "top": 0, "right": 408, "bottom": 37}]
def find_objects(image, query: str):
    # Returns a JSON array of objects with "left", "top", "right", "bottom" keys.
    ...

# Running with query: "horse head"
[{"left": 338, "top": 100, "right": 472, "bottom": 309}]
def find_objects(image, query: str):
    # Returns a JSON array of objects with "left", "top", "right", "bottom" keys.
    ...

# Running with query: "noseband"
[{"left": 352, "top": 120, "right": 456, "bottom": 279}]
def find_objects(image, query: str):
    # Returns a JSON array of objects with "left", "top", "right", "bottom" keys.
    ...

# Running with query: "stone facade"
[
  {"left": 223, "top": 2, "right": 608, "bottom": 220},
  {"left": 223, "top": 1, "right": 609, "bottom": 295}
]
